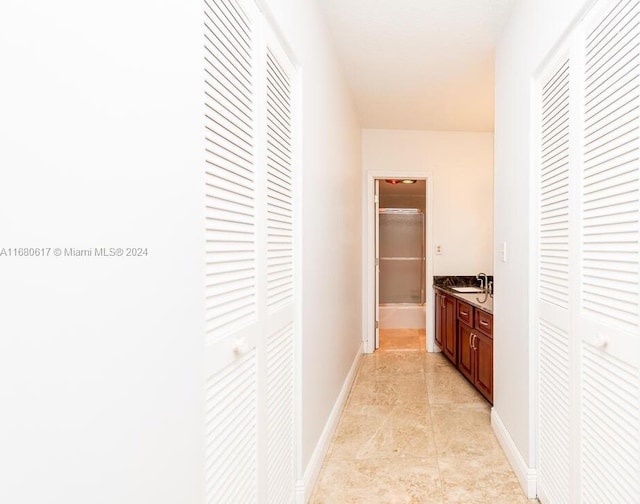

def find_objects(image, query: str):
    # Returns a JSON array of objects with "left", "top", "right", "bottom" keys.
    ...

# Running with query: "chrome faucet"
[
  {"left": 476, "top": 272, "right": 488, "bottom": 292},
  {"left": 476, "top": 272, "right": 489, "bottom": 303}
]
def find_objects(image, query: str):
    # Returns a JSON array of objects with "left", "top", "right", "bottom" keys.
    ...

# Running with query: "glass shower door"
[{"left": 378, "top": 209, "right": 425, "bottom": 304}]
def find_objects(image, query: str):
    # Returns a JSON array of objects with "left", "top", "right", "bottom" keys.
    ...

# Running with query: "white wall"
[
  {"left": 0, "top": 0, "right": 362, "bottom": 500},
  {"left": 0, "top": 1, "right": 204, "bottom": 503},
  {"left": 0, "top": 0, "right": 362, "bottom": 499},
  {"left": 263, "top": 0, "right": 363, "bottom": 485},
  {"left": 494, "top": 0, "right": 591, "bottom": 471},
  {"left": 363, "top": 129, "right": 494, "bottom": 275}
]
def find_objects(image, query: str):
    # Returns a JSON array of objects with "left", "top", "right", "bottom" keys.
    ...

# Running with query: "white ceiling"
[{"left": 315, "top": 0, "right": 518, "bottom": 132}]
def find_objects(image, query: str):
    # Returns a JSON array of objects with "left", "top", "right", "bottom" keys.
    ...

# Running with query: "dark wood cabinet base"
[{"left": 435, "top": 289, "right": 493, "bottom": 404}]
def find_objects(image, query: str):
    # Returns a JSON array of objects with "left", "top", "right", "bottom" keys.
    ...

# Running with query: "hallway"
[{"left": 311, "top": 348, "right": 538, "bottom": 503}]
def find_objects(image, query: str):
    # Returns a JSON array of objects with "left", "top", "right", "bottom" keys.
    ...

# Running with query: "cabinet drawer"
[
  {"left": 457, "top": 301, "right": 473, "bottom": 325},
  {"left": 475, "top": 309, "right": 493, "bottom": 336}
]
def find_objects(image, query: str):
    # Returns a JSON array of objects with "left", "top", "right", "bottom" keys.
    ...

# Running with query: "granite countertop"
[{"left": 433, "top": 276, "right": 493, "bottom": 314}]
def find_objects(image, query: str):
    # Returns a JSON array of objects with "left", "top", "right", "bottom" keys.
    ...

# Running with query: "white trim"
[
  {"left": 491, "top": 408, "right": 537, "bottom": 499},
  {"left": 527, "top": 68, "right": 540, "bottom": 490},
  {"left": 253, "top": 0, "right": 300, "bottom": 68},
  {"left": 296, "top": 344, "right": 362, "bottom": 503},
  {"left": 363, "top": 170, "right": 434, "bottom": 354},
  {"left": 292, "top": 57, "right": 305, "bottom": 502}
]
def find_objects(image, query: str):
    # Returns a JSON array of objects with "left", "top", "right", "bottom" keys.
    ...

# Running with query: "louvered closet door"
[
  {"left": 204, "top": 0, "right": 261, "bottom": 501},
  {"left": 204, "top": 1, "right": 297, "bottom": 502},
  {"left": 263, "top": 28, "right": 296, "bottom": 504},
  {"left": 536, "top": 1, "right": 640, "bottom": 502},
  {"left": 537, "top": 55, "right": 574, "bottom": 504},
  {"left": 579, "top": 0, "right": 640, "bottom": 501}
]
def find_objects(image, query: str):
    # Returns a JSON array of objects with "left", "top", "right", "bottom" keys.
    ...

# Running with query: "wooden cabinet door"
[
  {"left": 474, "top": 330, "right": 493, "bottom": 403},
  {"left": 434, "top": 292, "right": 443, "bottom": 349},
  {"left": 443, "top": 295, "right": 457, "bottom": 363},
  {"left": 457, "top": 322, "right": 474, "bottom": 382}
]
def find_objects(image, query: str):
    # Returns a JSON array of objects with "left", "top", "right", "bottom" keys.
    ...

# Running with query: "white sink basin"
[{"left": 451, "top": 286, "right": 484, "bottom": 293}]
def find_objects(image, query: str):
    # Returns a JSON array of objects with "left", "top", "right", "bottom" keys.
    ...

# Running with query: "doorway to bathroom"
[{"left": 365, "top": 172, "right": 434, "bottom": 354}]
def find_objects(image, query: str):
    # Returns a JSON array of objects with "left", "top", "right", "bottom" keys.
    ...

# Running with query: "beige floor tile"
[
  {"left": 438, "top": 454, "right": 532, "bottom": 504},
  {"left": 357, "top": 352, "right": 426, "bottom": 380},
  {"left": 348, "top": 375, "right": 428, "bottom": 408},
  {"left": 424, "top": 351, "right": 451, "bottom": 374},
  {"left": 425, "top": 360, "right": 486, "bottom": 405},
  {"left": 310, "top": 457, "right": 443, "bottom": 504},
  {"left": 379, "top": 328, "right": 426, "bottom": 352},
  {"left": 327, "top": 403, "right": 437, "bottom": 460},
  {"left": 310, "top": 350, "right": 538, "bottom": 503},
  {"left": 430, "top": 403, "right": 500, "bottom": 458}
]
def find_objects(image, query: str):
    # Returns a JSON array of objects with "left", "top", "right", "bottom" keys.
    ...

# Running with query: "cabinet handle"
[
  {"left": 472, "top": 334, "right": 478, "bottom": 351},
  {"left": 460, "top": 310, "right": 468, "bottom": 316},
  {"left": 480, "top": 320, "right": 488, "bottom": 326}
]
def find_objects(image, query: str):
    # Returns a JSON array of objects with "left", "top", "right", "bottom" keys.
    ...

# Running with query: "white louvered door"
[
  {"left": 263, "top": 28, "right": 296, "bottom": 504},
  {"left": 204, "top": 0, "right": 260, "bottom": 500},
  {"left": 579, "top": 0, "right": 640, "bottom": 501},
  {"left": 204, "top": 1, "right": 297, "bottom": 502},
  {"left": 536, "top": 0, "right": 640, "bottom": 502},
  {"left": 537, "top": 55, "right": 574, "bottom": 504}
]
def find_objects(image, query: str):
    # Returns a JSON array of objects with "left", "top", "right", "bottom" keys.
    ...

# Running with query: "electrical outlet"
[{"left": 436, "top": 245, "right": 442, "bottom": 255}]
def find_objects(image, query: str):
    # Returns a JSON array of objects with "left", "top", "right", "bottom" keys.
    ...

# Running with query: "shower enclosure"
[{"left": 378, "top": 208, "right": 425, "bottom": 328}]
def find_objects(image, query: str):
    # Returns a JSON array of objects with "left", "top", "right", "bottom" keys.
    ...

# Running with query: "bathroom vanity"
[{"left": 434, "top": 278, "right": 493, "bottom": 403}]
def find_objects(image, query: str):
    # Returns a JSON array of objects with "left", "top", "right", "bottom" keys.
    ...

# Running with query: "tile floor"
[
  {"left": 310, "top": 337, "right": 539, "bottom": 503},
  {"left": 378, "top": 328, "right": 426, "bottom": 352}
]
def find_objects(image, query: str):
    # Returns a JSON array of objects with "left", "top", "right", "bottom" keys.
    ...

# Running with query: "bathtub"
[{"left": 379, "top": 303, "right": 426, "bottom": 329}]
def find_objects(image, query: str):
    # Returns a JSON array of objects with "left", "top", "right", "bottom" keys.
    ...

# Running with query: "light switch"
[{"left": 501, "top": 242, "right": 507, "bottom": 262}]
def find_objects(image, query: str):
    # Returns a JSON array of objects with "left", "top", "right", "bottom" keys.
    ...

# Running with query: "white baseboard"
[
  {"left": 491, "top": 408, "right": 537, "bottom": 499},
  {"left": 296, "top": 344, "right": 363, "bottom": 503}
]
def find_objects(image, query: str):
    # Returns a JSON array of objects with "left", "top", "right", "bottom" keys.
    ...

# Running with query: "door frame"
[{"left": 364, "top": 170, "right": 434, "bottom": 354}]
